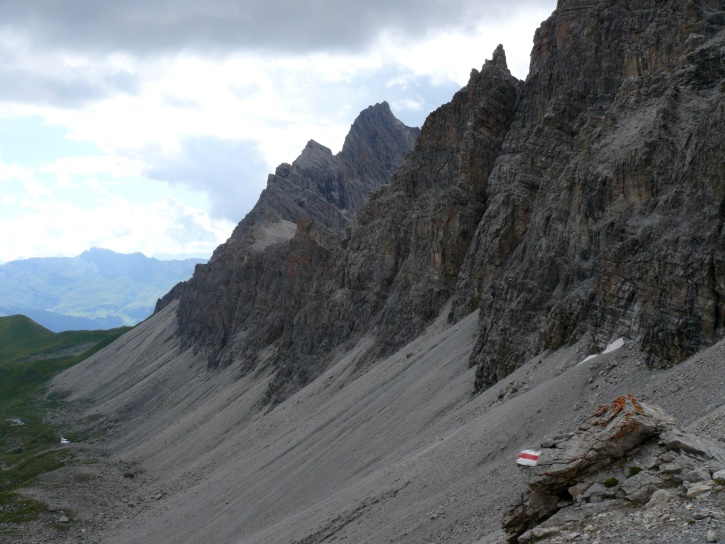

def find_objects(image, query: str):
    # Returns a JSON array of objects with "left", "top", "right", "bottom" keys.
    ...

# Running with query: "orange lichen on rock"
[
  {"left": 595, "top": 395, "right": 644, "bottom": 427},
  {"left": 609, "top": 394, "right": 643, "bottom": 414}
]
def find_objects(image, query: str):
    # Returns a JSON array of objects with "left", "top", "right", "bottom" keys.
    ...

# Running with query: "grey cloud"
[
  {"left": 270, "top": 64, "right": 461, "bottom": 129},
  {"left": 0, "top": 36, "right": 139, "bottom": 107},
  {"left": 0, "top": 0, "right": 550, "bottom": 56},
  {"left": 0, "top": 65, "right": 139, "bottom": 108},
  {"left": 148, "top": 137, "right": 270, "bottom": 222}
]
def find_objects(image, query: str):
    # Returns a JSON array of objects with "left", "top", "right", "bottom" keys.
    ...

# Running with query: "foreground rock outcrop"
[{"left": 504, "top": 395, "right": 725, "bottom": 542}]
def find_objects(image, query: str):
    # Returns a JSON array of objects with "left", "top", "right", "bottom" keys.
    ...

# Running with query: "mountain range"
[
  {"left": 6, "top": 1, "right": 725, "bottom": 542},
  {"left": 0, "top": 248, "right": 204, "bottom": 331}
]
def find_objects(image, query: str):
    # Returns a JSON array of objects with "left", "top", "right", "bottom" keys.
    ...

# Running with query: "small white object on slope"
[
  {"left": 578, "top": 338, "right": 626, "bottom": 365},
  {"left": 578, "top": 354, "right": 598, "bottom": 365},
  {"left": 603, "top": 338, "right": 625, "bottom": 354}
]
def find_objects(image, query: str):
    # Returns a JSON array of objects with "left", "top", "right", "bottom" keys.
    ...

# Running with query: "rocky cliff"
[
  {"left": 265, "top": 47, "right": 522, "bottom": 402},
  {"left": 157, "top": 102, "right": 420, "bottom": 380},
  {"left": 253, "top": 46, "right": 522, "bottom": 401},
  {"left": 163, "top": 0, "right": 724, "bottom": 401},
  {"left": 453, "top": 0, "right": 725, "bottom": 390}
]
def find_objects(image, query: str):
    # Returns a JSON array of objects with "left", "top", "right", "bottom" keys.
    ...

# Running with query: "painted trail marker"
[{"left": 516, "top": 449, "right": 540, "bottom": 467}]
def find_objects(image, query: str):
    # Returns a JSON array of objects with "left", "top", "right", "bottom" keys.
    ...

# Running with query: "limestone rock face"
[
  {"left": 157, "top": 102, "right": 419, "bottom": 371},
  {"left": 237, "top": 101, "right": 421, "bottom": 236},
  {"left": 454, "top": 0, "right": 725, "bottom": 389},
  {"left": 301, "top": 44, "right": 521, "bottom": 360},
  {"left": 159, "top": 47, "right": 523, "bottom": 403},
  {"left": 260, "top": 48, "right": 521, "bottom": 400}
]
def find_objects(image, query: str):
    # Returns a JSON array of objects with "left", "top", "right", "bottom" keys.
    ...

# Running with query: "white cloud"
[
  {"left": 0, "top": 2, "right": 558, "bottom": 261},
  {"left": 378, "top": 6, "right": 552, "bottom": 83},
  {"left": 392, "top": 97, "right": 426, "bottom": 112},
  {"left": 0, "top": 190, "right": 233, "bottom": 262},
  {"left": 42, "top": 155, "right": 145, "bottom": 187},
  {"left": 0, "top": 156, "right": 51, "bottom": 199}
]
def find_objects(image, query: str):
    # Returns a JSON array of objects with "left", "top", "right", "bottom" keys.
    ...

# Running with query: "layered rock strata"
[
  {"left": 157, "top": 102, "right": 419, "bottom": 374},
  {"left": 453, "top": 0, "right": 725, "bottom": 389},
  {"left": 259, "top": 47, "right": 521, "bottom": 401},
  {"left": 160, "top": 48, "right": 523, "bottom": 403},
  {"left": 279, "top": 45, "right": 521, "bottom": 365}
]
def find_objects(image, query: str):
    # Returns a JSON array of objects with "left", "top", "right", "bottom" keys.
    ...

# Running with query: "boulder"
[
  {"left": 516, "top": 396, "right": 676, "bottom": 491},
  {"left": 646, "top": 489, "right": 674, "bottom": 508},
  {"left": 686, "top": 481, "right": 715, "bottom": 498},
  {"left": 502, "top": 396, "right": 725, "bottom": 542},
  {"left": 619, "top": 472, "right": 664, "bottom": 504}
]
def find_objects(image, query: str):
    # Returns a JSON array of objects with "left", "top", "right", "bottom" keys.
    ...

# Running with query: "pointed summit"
[
  {"left": 492, "top": 44, "right": 507, "bottom": 67},
  {"left": 163, "top": 102, "right": 419, "bottom": 373},
  {"left": 230, "top": 103, "right": 418, "bottom": 242},
  {"left": 340, "top": 101, "right": 420, "bottom": 179},
  {"left": 484, "top": 44, "right": 510, "bottom": 74}
]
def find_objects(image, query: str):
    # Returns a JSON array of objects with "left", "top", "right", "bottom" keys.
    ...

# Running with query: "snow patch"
[
  {"left": 578, "top": 354, "right": 598, "bottom": 365},
  {"left": 603, "top": 337, "right": 625, "bottom": 354},
  {"left": 6, "top": 417, "right": 24, "bottom": 426},
  {"left": 60, "top": 436, "right": 70, "bottom": 444},
  {"left": 578, "top": 338, "right": 626, "bottom": 365}
]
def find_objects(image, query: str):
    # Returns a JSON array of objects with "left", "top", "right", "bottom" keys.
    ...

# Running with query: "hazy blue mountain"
[{"left": 0, "top": 248, "right": 205, "bottom": 331}]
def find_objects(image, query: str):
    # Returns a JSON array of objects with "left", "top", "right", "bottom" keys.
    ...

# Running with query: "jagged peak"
[
  {"left": 483, "top": 44, "right": 509, "bottom": 73},
  {"left": 359, "top": 101, "right": 392, "bottom": 116},
  {"left": 274, "top": 163, "right": 292, "bottom": 178},
  {"left": 347, "top": 101, "right": 398, "bottom": 135},
  {"left": 340, "top": 101, "right": 419, "bottom": 163},
  {"left": 302, "top": 139, "right": 332, "bottom": 155}
]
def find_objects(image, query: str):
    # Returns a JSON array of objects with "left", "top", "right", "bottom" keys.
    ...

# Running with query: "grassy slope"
[{"left": 0, "top": 315, "right": 129, "bottom": 524}]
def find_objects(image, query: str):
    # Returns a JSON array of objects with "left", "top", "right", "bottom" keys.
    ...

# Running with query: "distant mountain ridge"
[{"left": 0, "top": 248, "right": 204, "bottom": 331}]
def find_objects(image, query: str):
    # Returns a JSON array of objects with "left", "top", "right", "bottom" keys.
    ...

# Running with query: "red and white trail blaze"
[{"left": 516, "top": 449, "right": 540, "bottom": 467}]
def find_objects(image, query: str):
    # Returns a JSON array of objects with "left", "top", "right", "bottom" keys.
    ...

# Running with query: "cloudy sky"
[{"left": 0, "top": 0, "right": 556, "bottom": 263}]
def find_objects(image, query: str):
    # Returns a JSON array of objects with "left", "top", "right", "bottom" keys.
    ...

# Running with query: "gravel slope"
[{"left": 17, "top": 302, "right": 723, "bottom": 544}]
